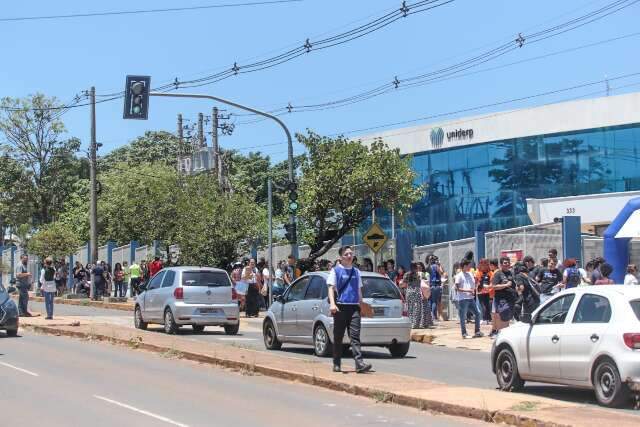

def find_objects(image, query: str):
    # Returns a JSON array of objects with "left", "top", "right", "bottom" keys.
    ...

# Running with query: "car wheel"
[
  {"left": 389, "top": 341, "right": 410, "bottom": 358},
  {"left": 495, "top": 348, "right": 525, "bottom": 392},
  {"left": 6, "top": 328, "right": 18, "bottom": 337},
  {"left": 134, "top": 306, "right": 148, "bottom": 330},
  {"left": 263, "top": 319, "right": 282, "bottom": 350},
  {"left": 224, "top": 323, "right": 240, "bottom": 335},
  {"left": 593, "top": 358, "right": 629, "bottom": 408},
  {"left": 164, "top": 308, "right": 179, "bottom": 335},
  {"left": 313, "top": 324, "right": 332, "bottom": 357},
  {"left": 192, "top": 325, "right": 205, "bottom": 333}
]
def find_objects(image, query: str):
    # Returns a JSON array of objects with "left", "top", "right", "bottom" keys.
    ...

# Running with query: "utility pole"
[
  {"left": 212, "top": 107, "right": 219, "bottom": 178},
  {"left": 267, "top": 178, "right": 274, "bottom": 306},
  {"left": 89, "top": 87, "right": 98, "bottom": 300},
  {"left": 198, "top": 113, "right": 205, "bottom": 147},
  {"left": 177, "top": 113, "right": 183, "bottom": 171}
]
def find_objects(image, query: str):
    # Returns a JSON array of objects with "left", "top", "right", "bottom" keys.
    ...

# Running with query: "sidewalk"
[
  {"left": 18, "top": 314, "right": 640, "bottom": 427},
  {"left": 23, "top": 293, "right": 496, "bottom": 351}
]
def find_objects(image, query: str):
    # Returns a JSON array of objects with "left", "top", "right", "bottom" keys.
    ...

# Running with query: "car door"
[
  {"left": 155, "top": 270, "right": 176, "bottom": 314},
  {"left": 296, "top": 276, "right": 326, "bottom": 339},
  {"left": 526, "top": 293, "right": 575, "bottom": 379},
  {"left": 560, "top": 293, "right": 612, "bottom": 382},
  {"left": 145, "top": 271, "right": 166, "bottom": 321},
  {"left": 278, "top": 276, "right": 310, "bottom": 337}
]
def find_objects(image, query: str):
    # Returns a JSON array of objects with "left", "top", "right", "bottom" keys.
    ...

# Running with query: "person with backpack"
[
  {"left": 427, "top": 255, "right": 446, "bottom": 321},
  {"left": 327, "top": 245, "right": 372, "bottom": 373},
  {"left": 40, "top": 257, "right": 57, "bottom": 320},
  {"left": 562, "top": 258, "right": 585, "bottom": 289},
  {"left": 113, "top": 263, "right": 125, "bottom": 298}
]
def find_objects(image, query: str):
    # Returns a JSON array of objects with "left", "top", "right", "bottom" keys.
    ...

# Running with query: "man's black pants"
[
  {"left": 332, "top": 304, "right": 364, "bottom": 367},
  {"left": 18, "top": 287, "right": 29, "bottom": 315}
]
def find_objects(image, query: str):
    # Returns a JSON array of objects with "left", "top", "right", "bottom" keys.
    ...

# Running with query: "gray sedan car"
[
  {"left": 263, "top": 271, "right": 411, "bottom": 357},
  {"left": 134, "top": 267, "right": 240, "bottom": 335}
]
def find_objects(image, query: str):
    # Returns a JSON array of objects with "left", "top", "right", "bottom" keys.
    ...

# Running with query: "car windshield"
[
  {"left": 630, "top": 300, "right": 640, "bottom": 321},
  {"left": 362, "top": 277, "right": 400, "bottom": 299},
  {"left": 182, "top": 271, "right": 231, "bottom": 287}
]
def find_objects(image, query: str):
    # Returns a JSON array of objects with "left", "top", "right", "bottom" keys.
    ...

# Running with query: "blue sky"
[{"left": 1, "top": 0, "right": 639, "bottom": 163}]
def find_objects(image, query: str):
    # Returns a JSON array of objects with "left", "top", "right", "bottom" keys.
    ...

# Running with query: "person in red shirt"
[{"left": 149, "top": 257, "right": 164, "bottom": 277}]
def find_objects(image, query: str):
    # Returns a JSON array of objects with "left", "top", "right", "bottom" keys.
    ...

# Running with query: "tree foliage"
[
  {"left": 296, "top": 131, "right": 423, "bottom": 261},
  {"left": 99, "top": 131, "right": 184, "bottom": 170},
  {"left": 172, "top": 173, "right": 266, "bottom": 268},
  {"left": 98, "top": 162, "right": 180, "bottom": 246},
  {"left": 0, "top": 94, "right": 84, "bottom": 225},
  {"left": 28, "top": 221, "right": 81, "bottom": 259}
]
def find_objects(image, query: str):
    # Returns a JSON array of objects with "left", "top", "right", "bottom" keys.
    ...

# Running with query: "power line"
[
  {"left": 333, "top": 72, "right": 640, "bottom": 138},
  {"left": 0, "top": 0, "right": 304, "bottom": 22},
  {"left": 3, "top": 0, "right": 456, "bottom": 110},
  {"left": 233, "top": 0, "right": 640, "bottom": 119}
]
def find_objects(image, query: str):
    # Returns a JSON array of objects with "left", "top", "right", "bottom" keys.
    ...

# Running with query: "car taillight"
[
  {"left": 402, "top": 302, "right": 408, "bottom": 318},
  {"left": 623, "top": 333, "right": 640, "bottom": 349},
  {"left": 231, "top": 287, "right": 238, "bottom": 301},
  {"left": 174, "top": 287, "right": 183, "bottom": 300}
]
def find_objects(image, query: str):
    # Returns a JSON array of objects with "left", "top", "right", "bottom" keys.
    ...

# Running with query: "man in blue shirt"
[{"left": 327, "top": 245, "right": 372, "bottom": 374}]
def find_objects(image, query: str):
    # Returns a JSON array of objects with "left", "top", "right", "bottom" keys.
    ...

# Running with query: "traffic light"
[
  {"left": 287, "top": 181, "right": 298, "bottom": 213},
  {"left": 284, "top": 222, "right": 296, "bottom": 243},
  {"left": 123, "top": 75, "right": 151, "bottom": 120}
]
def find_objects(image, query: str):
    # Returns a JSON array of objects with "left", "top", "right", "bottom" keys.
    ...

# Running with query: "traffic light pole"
[
  {"left": 149, "top": 92, "right": 299, "bottom": 258},
  {"left": 89, "top": 87, "right": 98, "bottom": 300}
]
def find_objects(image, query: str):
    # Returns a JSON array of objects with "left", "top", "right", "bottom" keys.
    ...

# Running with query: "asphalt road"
[
  {"left": 26, "top": 301, "right": 639, "bottom": 412},
  {"left": 0, "top": 332, "right": 489, "bottom": 427}
]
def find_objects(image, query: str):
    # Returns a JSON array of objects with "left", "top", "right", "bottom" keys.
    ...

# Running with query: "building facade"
[{"left": 357, "top": 92, "right": 640, "bottom": 262}]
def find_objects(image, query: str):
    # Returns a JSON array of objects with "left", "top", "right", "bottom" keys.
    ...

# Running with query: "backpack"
[
  {"left": 429, "top": 264, "right": 441, "bottom": 285},
  {"left": 565, "top": 267, "right": 581, "bottom": 288},
  {"left": 44, "top": 266, "right": 55, "bottom": 281}
]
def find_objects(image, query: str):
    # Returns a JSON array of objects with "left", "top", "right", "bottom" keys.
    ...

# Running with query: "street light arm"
[{"left": 149, "top": 92, "right": 293, "bottom": 182}]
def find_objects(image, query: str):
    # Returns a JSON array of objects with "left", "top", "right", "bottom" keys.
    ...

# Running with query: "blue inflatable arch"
[{"left": 603, "top": 197, "right": 640, "bottom": 283}]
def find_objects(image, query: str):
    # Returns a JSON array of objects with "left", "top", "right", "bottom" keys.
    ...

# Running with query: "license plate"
[
  {"left": 373, "top": 307, "right": 386, "bottom": 316},
  {"left": 199, "top": 308, "right": 221, "bottom": 315}
]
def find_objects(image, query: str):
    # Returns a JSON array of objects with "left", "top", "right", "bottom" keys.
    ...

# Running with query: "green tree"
[
  {"left": 98, "top": 162, "right": 180, "bottom": 248},
  {"left": 28, "top": 222, "right": 81, "bottom": 259},
  {"left": 0, "top": 94, "right": 83, "bottom": 225},
  {"left": 297, "top": 131, "right": 423, "bottom": 262},
  {"left": 173, "top": 174, "right": 265, "bottom": 268},
  {"left": 0, "top": 154, "right": 35, "bottom": 237},
  {"left": 100, "top": 131, "right": 184, "bottom": 170},
  {"left": 56, "top": 179, "right": 90, "bottom": 243}
]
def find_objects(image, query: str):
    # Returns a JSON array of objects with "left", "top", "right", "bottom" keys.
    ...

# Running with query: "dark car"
[{"left": 0, "top": 282, "right": 19, "bottom": 337}]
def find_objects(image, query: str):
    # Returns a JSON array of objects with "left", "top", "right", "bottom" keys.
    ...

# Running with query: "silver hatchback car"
[
  {"left": 134, "top": 267, "right": 240, "bottom": 335},
  {"left": 263, "top": 271, "right": 412, "bottom": 357}
]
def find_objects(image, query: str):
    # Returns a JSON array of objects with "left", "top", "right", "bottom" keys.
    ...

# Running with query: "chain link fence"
[
  {"left": 485, "top": 222, "right": 562, "bottom": 263},
  {"left": 412, "top": 237, "right": 475, "bottom": 321}
]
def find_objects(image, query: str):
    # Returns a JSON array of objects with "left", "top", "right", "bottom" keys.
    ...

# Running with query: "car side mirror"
[
  {"left": 521, "top": 312, "right": 533, "bottom": 324},
  {"left": 139, "top": 283, "right": 147, "bottom": 292},
  {"left": 6, "top": 286, "right": 17, "bottom": 294},
  {"left": 275, "top": 295, "right": 284, "bottom": 303}
]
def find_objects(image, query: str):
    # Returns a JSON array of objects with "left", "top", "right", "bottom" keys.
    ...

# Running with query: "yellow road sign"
[{"left": 363, "top": 222, "right": 388, "bottom": 253}]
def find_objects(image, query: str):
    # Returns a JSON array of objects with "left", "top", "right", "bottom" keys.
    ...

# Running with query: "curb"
[
  {"left": 22, "top": 323, "right": 575, "bottom": 427},
  {"left": 22, "top": 295, "right": 134, "bottom": 312}
]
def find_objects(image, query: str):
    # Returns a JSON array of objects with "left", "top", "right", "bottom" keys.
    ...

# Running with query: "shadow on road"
[{"left": 520, "top": 384, "right": 639, "bottom": 412}]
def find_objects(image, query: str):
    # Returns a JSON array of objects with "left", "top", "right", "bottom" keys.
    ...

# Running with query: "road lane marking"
[
  {"left": 93, "top": 395, "right": 190, "bottom": 427},
  {"left": 0, "top": 361, "right": 39, "bottom": 377},
  {"left": 216, "top": 337, "right": 257, "bottom": 341}
]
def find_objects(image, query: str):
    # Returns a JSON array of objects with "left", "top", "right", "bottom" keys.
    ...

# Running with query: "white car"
[
  {"left": 134, "top": 267, "right": 240, "bottom": 335},
  {"left": 492, "top": 286, "right": 640, "bottom": 407}
]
